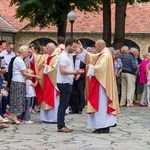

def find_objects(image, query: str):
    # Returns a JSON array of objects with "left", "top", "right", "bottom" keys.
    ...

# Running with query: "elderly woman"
[{"left": 9, "top": 46, "right": 40, "bottom": 124}]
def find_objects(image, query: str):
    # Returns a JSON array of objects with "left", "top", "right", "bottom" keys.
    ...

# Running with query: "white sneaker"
[{"left": 24, "top": 120, "right": 34, "bottom": 124}]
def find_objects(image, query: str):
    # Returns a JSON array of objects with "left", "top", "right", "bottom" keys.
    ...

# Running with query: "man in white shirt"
[
  {"left": 0, "top": 42, "right": 15, "bottom": 81},
  {"left": 57, "top": 38, "right": 84, "bottom": 133}
]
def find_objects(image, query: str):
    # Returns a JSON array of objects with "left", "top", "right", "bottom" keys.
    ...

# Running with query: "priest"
[
  {"left": 77, "top": 40, "right": 120, "bottom": 133},
  {"left": 30, "top": 43, "right": 60, "bottom": 123}
]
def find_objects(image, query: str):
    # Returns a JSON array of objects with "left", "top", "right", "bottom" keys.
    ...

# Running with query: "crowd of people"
[{"left": 0, "top": 38, "right": 149, "bottom": 134}]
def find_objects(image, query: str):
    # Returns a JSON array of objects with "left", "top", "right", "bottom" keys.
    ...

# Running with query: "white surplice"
[
  {"left": 40, "top": 89, "right": 59, "bottom": 122},
  {"left": 87, "top": 85, "right": 116, "bottom": 129}
]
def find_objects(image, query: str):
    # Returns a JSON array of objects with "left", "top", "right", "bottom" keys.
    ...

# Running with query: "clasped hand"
[{"left": 75, "top": 69, "right": 85, "bottom": 75}]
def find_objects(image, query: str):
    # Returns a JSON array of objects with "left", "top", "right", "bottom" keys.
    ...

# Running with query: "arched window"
[
  {"left": 30, "top": 38, "right": 57, "bottom": 46},
  {"left": 124, "top": 39, "right": 140, "bottom": 51},
  {"left": 78, "top": 38, "right": 95, "bottom": 49}
]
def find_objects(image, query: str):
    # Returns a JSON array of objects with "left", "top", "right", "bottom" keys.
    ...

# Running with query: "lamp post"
[{"left": 67, "top": 11, "right": 77, "bottom": 38}]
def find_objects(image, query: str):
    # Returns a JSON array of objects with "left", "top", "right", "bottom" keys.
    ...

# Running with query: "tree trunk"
[
  {"left": 114, "top": 0, "right": 127, "bottom": 49},
  {"left": 57, "top": 19, "right": 67, "bottom": 39},
  {"left": 103, "top": 0, "right": 111, "bottom": 47}
]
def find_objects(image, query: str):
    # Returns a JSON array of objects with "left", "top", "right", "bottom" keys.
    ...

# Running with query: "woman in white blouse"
[{"left": 9, "top": 46, "right": 40, "bottom": 125}]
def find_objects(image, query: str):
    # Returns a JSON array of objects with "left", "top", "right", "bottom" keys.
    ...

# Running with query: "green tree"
[{"left": 10, "top": 0, "right": 102, "bottom": 38}]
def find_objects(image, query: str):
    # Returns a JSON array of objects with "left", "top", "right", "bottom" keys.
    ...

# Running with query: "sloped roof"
[
  {"left": 0, "top": 16, "right": 18, "bottom": 32},
  {"left": 0, "top": 0, "right": 150, "bottom": 34}
]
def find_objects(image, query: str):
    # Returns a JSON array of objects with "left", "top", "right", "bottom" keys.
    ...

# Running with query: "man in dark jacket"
[{"left": 120, "top": 48, "right": 139, "bottom": 107}]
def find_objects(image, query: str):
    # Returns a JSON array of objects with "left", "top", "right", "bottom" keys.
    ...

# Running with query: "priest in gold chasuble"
[{"left": 77, "top": 40, "right": 120, "bottom": 133}]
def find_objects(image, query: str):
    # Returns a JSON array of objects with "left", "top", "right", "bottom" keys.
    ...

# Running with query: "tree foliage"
[{"left": 10, "top": 0, "right": 102, "bottom": 30}]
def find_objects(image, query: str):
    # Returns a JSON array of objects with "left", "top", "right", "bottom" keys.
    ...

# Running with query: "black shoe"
[
  {"left": 93, "top": 127, "right": 110, "bottom": 134},
  {"left": 99, "top": 127, "right": 110, "bottom": 133},
  {"left": 43, "top": 121, "right": 57, "bottom": 124},
  {"left": 93, "top": 129, "right": 101, "bottom": 134},
  {"left": 69, "top": 111, "right": 78, "bottom": 114}
]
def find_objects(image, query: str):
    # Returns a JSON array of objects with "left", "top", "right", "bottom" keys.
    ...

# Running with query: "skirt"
[{"left": 9, "top": 81, "right": 26, "bottom": 114}]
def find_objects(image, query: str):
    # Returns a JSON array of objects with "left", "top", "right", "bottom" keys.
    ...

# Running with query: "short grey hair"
[
  {"left": 121, "top": 46, "right": 129, "bottom": 53},
  {"left": 47, "top": 43, "right": 56, "bottom": 50}
]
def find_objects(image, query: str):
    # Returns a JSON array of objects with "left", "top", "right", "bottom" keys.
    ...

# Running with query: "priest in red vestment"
[
  {"left": 31, "top": 43, "right": 61, "bottom": 123},
  {"left": 77, "top": 40, "right": 120, "bottom": 133}
]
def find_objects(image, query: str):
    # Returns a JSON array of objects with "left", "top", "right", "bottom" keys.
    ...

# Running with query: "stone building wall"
[
  {"left": 14, "top": 32, "right": 150, "bottom": 57},
  {"left": 14, "top": 32, "right": 57, "bottom": 51}
]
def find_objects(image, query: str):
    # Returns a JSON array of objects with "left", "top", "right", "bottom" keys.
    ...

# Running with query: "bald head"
[{"left": 95, "top": 40, "right": 106, "bottom": 52}]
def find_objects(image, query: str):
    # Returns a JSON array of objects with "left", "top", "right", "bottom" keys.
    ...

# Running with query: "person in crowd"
[
  {"left": 0, "top": 96, "right": 9, "bottom": 122},
  {"left": 120, "top": 48, "right": 139, "bottom": 107},
  {"left": 9, "top": 46, "right": 41, "bottom": 125},
  {"left": 29, "top": 44, "right": 43, "bottom": 113},
  {"left": 112, "top": 51, "right": 122, "bottom": 102},
  {"left": 56, "top": 38, "right": 84, "bottom": 133},
  {"left": 0, "top": 67, "right": 10, "bottom": 123},
  {"left": 23, "top": 69, "right": 38, "bottom": 124},
  {"left": 0, "top": 42, "right": 16, "bottom": 81},
  {"left": 41, "top": 46, "right": 46, "bottom": 54},
  {"left": 70, "top": 46, "right": 86, "bottom": 114},
  {"left": 54, "top": 36, "right": 65, "bottom": 54},
  {"left": 77, "top": 39, "right": 120, "bottom": 133},
  {"left": 116, "top": 49, "right": 122, "bottom": 55},
  {"left": 121, "top": 46, "right": 129, "bottom": 56},
  {"left": 30, "top": 44, "right": 44, "bottom": 110},
  {"left": 29, "top": 44, "right": 42, "bottom": 54},
  {"left": 139, "top": 53, "right": 150, "bottom": 107},
  {"left": 134, "top": 50, "right": 142, "bottom": 104}
]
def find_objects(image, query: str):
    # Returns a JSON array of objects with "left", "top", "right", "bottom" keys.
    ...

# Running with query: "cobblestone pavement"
[{"left": 0, "top": 106, "right": 150, "bottom": 150}]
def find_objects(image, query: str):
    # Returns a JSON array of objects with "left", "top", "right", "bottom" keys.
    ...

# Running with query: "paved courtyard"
[{"left": 0, "top": 106, "right": 150, "bottom": 150}]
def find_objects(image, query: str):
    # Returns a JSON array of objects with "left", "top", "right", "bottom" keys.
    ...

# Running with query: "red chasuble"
[
  {"left": 88, "top": 76, "right": 99, "bottom": 112},
  {"left": 88, "top": 76, "right": 115, "bottom": 114},
  {"left": 43, "top": 56, "right": 55, "bottom": 108}
]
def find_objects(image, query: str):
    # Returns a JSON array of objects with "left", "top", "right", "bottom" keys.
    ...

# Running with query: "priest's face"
[
  {"left": 45, "top": 44, "right": 54, "bottom": 55},
  {"left": 95, "top": 42, "right": 103, "bottom": 53}
]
